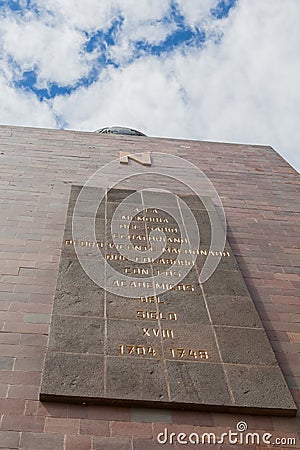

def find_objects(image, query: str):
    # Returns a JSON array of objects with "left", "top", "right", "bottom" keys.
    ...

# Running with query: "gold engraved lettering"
[
  {"left": 119, "top": 223, "right": 138, "bottom": 230},
  {"left": 188, "top": 350, "right": 198, "bottom": 359},
  {"left": 157, "top": 258, "right": 172, "bottom": 265},
  {"left": 161, "top": 246, "right": 231, "bottom": 257},
  {"left": 136, "top": 346, "right": 146, "bottom": 355},
  {"left": 140, "top": 295, "right": 163, "bottom": 304},
  {"left": 135, "top": 244, "right": 149, "bottom": 251},
  {"left": 63, "top": 240, "right": 231, "bottom": 262},
  {"left": 119, "top": 151, "right": 151, "bottom": 166},
  {"left": 137, "top": 310, "right": 177, "bottom": 321},
  {"left": 124, "top": 267, "right": 181, "bottom": 277},
  {"left": 169, "top": 312, "right": 177, "bottom": 320},
  {"left": 162, "top": 329, "right": 174, "bottom": 338},
  {"left": 172, "top": 284, "right": 194, "bottom": 292},
  {"left": 63, "top": 240, "right": 231, "bottom": 257},
  {"left": 106, "top": 254, "right": 128, "bottom": 261},
  {"left": 142, "top": 328, "right": 174, "bottom": 338},
  {"left": 119, "top": 344, "right": 157, "bottom": 356},
  {"left": 199, "top": 350, "right": 209, "bottom": 359},
  {"left": 133, "top": 245, "right": 148, "bottom": 251},
  {"left": 146, "top": 216, "right": 168, "bottom": 223},
  {"left": 112, "top": 280, "right": 194, "bottom": 291},
  {"left": 133, "top": 234, "right": 144, "bottom": 240},
  {"left": 144, "top": 208, "right": 158, "bottom": 213},
  {"left": 148, "top": 347, "right": 156, "bottom": 356},
  {"left": 153, "top": 269, "right": 181, "bottom": 277},
  {"left": 169, "top": 348, "right": 209, "bottom": 360},
  {"left": 171, "top": 259, "right": 193, "bottom": 266},
  {"left": 166, "top": 237, "right": 189, "bottom": 244},
  {"left": 132, "top": 256, "right": 194, "bottom": 266},
  {"left": 124, "top": 267, "right": 150, "bottom": 275},
  {"left": 149, "top": 225, "right": 178, "bottom": 233}
]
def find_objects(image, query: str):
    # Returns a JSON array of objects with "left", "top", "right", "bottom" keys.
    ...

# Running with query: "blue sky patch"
[
  {"left": 84, "top": 17, "right": 124, "bottom": 54},
  {"left": 135, "top": 27, "right": 206, "bottom": 58},
  {"left": 132, "top": 2, "right": 206, "bottom": 59},
  {"left": 211, "top": 0, "right": 237, "bottom": 19},
  {"left": 0, "top": 0, "right": 23, "bottom": 12},
  {"left": 0, "top": 0, "right": 39, "bottom": 16},
  {"left": 5, "top": 0, "right": 233, "bottom": 109},
  {"left": 13, "top": 65, "right": 103, "bottom": 102}
]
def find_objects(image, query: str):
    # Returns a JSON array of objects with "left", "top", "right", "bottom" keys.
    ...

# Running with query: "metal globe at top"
[{"left": 94, "top": 126, "right": 147, "bottom": 137}]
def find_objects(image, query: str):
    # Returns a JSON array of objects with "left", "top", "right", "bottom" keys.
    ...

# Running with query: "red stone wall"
[{"left": 0, "top": 124, "right": 299, "bottom": 449}]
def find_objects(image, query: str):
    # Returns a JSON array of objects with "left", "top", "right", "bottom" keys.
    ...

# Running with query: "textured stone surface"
[
  {"left": 206, "top": 295, "right": 262, "bottom": 327},
  {"left": 167, "top": 361, "right": 232, "bottom": 406},
  {"left": 48, "top": 316, "right": 104, "bottom": 354},
  {"left": 40, "top": 185, "right": 296, "bottom": 415},
  {"left": 106, "top": 357, "right": 168, "bottom": 403},
  {"left": 0, "top": 125, "right": 299, "bottom": 448},
  {"left": 215, "top": 326, "right": 278, "bottom": 365},
  {"left": 53, "top": 260, "right": 105, "bottom": 317},
  {"left": 41, "top": 353, "right": 104, "bottom": 400},
  {"left": 225, "top": 365, "right": 298, "bottom": 412}
]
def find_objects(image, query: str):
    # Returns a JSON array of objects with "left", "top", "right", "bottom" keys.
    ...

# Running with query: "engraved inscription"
[
  {"left": 169, "top": 348, "right": 209, "bottom": 360},
  {"left": 137, "top": 311, "right": 178, "bottom": 321},
  {"left": 41, "top": 186, "right": 297, "bottom": 416},
  {"left": 119, "top": 344, "right": 157, "bottom": 356},
  {"left": 142, "top": 328, "right": 174, "bottom": 338},
  {"left": 64, "top": 239, "right": 231, "bottom": 258},
  {"left": 111, "top": 280, "right": 195, "bottom": 291},
  {"left": 119, "top": 223, "right": 179, "bottom": 233},
  {"left": 140, "top": 296, "right": 164, "bottom": 303},
  {"left": 124, "top": 267, "right": 181, "bottom": 277}
]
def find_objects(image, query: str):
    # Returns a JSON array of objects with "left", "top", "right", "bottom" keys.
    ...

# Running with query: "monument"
[
  {"left": 40, "top": 146, "right": 296, "bottom": 416},
  {"left": 0, "top": 124, "right": 299, "bottom": 449}
]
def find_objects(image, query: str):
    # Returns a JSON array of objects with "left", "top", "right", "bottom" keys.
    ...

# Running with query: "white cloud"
[
  {"left": 0, "top": 0, "right": 173, "bottom": 84},
  {"left": 51, "top": 0, "right": 300, "bottom": 170},
  {"left": 33, "top": 0, "right": 171, "bottom": 33},
  {"left": 175, "top": 0, "right": 217, "bottom": 28},
  {"left": 118, "top": 0, "right": 170, "bottom": 23},
  {"left": 107, "top": 20, "right": 177, "bottom": 65},
  {"left": 121, "top": 21, "right": 175, "bottom": 46},
  {"left": 0, "top": 0, "right": 299, "bottom": 171},
  {"left": 33, "top": 0, "right": 118, "bottom": 31},
  {"left": 0, "top": 76, "right": 56, "bottom": 127},
  {"left": 1, "top": 15, "right": 94, "bottom": 85},
  {"left": 53, "top": 57, "right": 187, "bottom": 133}
]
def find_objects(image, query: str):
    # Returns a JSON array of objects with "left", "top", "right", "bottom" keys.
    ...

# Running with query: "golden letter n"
[{"left": 119, "top": 151, "right": 151, "bottom": 166}]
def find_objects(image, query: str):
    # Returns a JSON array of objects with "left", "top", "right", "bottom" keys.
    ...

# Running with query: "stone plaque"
[{"left": 40, "top": 186, "right": 296, "bottom": 416}]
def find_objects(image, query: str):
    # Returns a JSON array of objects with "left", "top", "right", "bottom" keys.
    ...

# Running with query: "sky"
[{"left": 0, "top": 0, "right": 299, "bottom": 171}]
